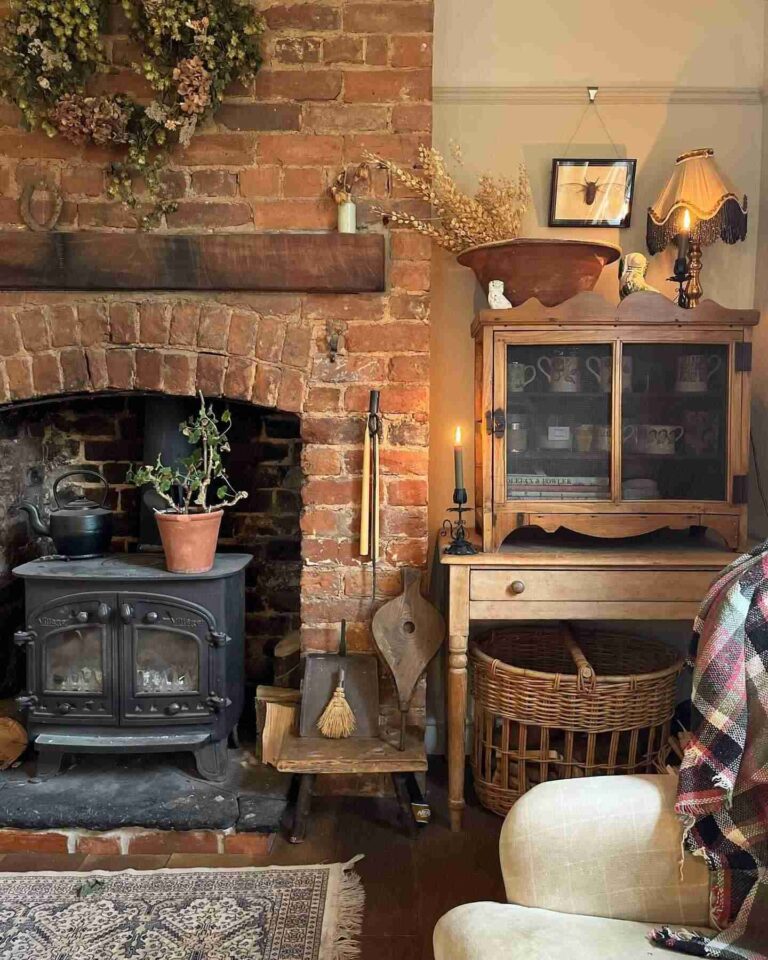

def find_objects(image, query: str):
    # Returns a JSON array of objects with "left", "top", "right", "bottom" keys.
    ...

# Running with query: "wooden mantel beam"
[{"left": 0, "top": 231, "right": 386, "bottom": 293}]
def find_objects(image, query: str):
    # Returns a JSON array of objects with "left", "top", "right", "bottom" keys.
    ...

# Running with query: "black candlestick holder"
[
  {"left": 441, "top": 487, "right": 479, "bottom": 555},
  {"left": 668, "top": 257, "right": 691, "bottom": 308}
]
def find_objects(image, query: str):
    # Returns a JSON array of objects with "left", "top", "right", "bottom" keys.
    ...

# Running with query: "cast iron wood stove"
[{"left": 12, "top": 553, "right": 250, "bottom": 782}]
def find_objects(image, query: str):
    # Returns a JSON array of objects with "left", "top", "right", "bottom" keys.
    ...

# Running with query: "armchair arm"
[{"left": 500, "top": 774, "right": 710, "bottom": 926}]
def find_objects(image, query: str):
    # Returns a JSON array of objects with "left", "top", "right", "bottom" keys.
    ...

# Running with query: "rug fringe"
[{"left": 332, "top": 861, "right": 366, "bottom": 960}]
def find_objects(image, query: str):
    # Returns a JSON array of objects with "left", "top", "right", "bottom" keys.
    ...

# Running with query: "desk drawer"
[{"left": 470, "top": 569, "right": 715, "bottom": 603}]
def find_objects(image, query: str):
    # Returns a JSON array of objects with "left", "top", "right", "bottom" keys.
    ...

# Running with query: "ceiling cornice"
[{"left": 433, "top": 84, "right": 764, "bottom": 106}]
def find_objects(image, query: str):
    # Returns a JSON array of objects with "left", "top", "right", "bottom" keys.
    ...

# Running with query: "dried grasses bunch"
[{"left": 363, "top": 144, "right": 531, "bottom": 253}]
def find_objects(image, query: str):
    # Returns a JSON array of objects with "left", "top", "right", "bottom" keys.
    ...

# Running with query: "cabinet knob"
[
  {"left": 165, "top": 702, "right": 181, "bottom": 716},
  {"left": 58, "top": 702, "right": 73, "bottom": 715},
  {"left": 144, "top": 612, "right": 159, "bottom": 624},
  {"left": 75, "top": 611, "right": 89, "bottom": 624},
  {"left": 120, "top": 603, "right": 135, "bottom": 624},
  {"left": 509, "top": 580, "right": 525, "bottom": 595}
]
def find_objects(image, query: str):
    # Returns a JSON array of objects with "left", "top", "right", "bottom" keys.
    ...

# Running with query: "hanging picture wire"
[
  {"left": 549, "top": 86, "right": 636, "bottom": 228},
  {"left": 562, "top": 86, "right": 622, "bottom": 160}
]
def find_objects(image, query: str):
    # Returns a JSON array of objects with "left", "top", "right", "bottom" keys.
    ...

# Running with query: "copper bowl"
[{"left": 457, "top": 238, "right": 621, "bottom": 308}]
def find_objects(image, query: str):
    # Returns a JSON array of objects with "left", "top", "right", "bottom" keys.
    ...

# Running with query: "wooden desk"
[{"left": 440, "top": 536, "right": 736, "bottom": 831}]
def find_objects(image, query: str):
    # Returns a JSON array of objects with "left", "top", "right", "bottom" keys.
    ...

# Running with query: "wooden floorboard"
[{"left": 0, "top": 761, "right": 504, "bottom": 960}]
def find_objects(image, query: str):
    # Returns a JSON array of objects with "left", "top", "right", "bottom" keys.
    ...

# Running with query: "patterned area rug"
[{"left": 0, "top": 859, "right": 364, "bottom": 959}]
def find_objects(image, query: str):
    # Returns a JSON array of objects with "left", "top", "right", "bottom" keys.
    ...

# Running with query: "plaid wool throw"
[{"left": 651, "top": 541, "right": 768, "bottom": 960}]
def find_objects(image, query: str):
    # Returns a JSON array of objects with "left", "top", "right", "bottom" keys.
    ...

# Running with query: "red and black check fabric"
[{"left": 651, "top": 542, "right": 768, "bottom": 960}]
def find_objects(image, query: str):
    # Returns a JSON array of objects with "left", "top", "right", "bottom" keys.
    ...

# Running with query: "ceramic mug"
[
  {"left": 537, "top": 354, "right": 580, "bottom": 393},
  {"left": 675, "top": 354, "right": 721, "bottom": 393},
  {"left": 683, "top": 410, "right": 719, "bottom": 456},
  {"left": 638, "top": 424, "right": 684, "bottom": 455},
  {"left": 593, "top": 424, "right": 611, "bottom": 452},
  {"left": 574, "top": 424, "right": 594, "bottom": 453},
  {"left": 508, "top": 361, "right": 536, "bottom": 393},
  {"left": 586, "top": 355, "right": 633, "bottom": 393},
  {"left": 622, "top": 424, "right": 638, "bottom": 449}
]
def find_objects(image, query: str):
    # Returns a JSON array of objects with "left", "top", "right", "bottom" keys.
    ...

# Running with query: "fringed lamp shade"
[{"left": 646, "top": 148, "right": 747, "bottom": 255}]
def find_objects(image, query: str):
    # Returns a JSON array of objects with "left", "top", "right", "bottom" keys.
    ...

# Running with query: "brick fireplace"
[{"left": 0, "top": 1, "right": 434, "bottom": 740}]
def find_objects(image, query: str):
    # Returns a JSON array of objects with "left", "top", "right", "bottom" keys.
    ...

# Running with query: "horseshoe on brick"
[{"left": 19, "top": 178, "right": 63, "bottom": 232}]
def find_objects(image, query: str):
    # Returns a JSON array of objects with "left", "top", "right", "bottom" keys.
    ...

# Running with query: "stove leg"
[
  {"left": 32, "top": 750, "right": 63, "bottom": 782},
  {"left": 228, "top": 724, "right": 241, "bottom": 749},
  {"left": 194, "top": 740, "right": 229, "bottom": 782},
  {"left": 289, "top": 773, "right": 315, "bottom": 844}
]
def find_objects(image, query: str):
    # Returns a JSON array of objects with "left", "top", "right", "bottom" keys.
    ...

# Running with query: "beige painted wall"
[
  {"left": 429, "top": 1, "right": 767, "bottom": 552},
  {"left": 434, "top": 0, "right": 765, "bottom": 88}
]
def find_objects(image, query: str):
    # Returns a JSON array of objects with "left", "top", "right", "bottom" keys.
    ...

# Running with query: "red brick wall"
[{"left": 0, "top": 2, "right": 433, "bottom": 733}]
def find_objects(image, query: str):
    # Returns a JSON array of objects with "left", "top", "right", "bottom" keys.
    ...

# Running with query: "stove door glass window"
[
  {"left": 135, "top": 629, "right": 200, "bottom": 695},
  {"left": 45, "top": 626, "right": 104, "bottom": 694}
]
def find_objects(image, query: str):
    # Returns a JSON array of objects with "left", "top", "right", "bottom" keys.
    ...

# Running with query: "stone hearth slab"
[{"left": 0, "top": 749, "right": 289, "bottom": 832}]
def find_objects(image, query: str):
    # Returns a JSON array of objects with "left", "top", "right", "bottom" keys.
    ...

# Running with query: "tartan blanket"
[{"left": 650, "top": 541, "right": 768, "bottom": 960}]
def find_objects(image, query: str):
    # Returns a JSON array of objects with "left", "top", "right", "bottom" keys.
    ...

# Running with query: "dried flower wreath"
[{"left": 0, "top": 0, "right": 264, "bottom": 228}]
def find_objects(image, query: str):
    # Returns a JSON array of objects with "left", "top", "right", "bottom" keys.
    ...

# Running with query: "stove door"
[
  {"left": 119, "top": 594, "right": 224, "bottom": 726},
  {"left": 23, "top": 592, "right": 118, "bottom": 724}
]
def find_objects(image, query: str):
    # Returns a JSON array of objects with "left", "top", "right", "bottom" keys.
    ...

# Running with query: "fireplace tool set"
[{"left": 360, "top": 389, "right": 383, "bottom": 598}]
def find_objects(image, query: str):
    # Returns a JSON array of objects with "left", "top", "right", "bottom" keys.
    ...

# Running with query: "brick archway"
[
  {"left": 0, "top": 295, "right": 310, "bottom": 412},
  {"left": 0, "top": 285, "right": 431, "bottom": 712}
]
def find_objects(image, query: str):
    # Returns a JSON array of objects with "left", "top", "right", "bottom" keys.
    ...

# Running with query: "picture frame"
[{"left": 548, "top": 158, "right": 637, "bottom": 228}]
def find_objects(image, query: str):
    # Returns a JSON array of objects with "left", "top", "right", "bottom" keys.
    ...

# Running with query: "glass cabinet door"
[
  {"left": 503, "top": 343, "right": 612, "bottom": 501},
  {"left": 621, "top": 343, "right": 728, "bottom": 501}
]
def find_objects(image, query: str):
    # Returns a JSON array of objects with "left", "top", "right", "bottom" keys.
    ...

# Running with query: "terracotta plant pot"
[
  {"left": 155, "top": 510, "right": 223, "bottom": 574},
  {"left": 457, "top": 238, "right": 621, "bottom": 308}
]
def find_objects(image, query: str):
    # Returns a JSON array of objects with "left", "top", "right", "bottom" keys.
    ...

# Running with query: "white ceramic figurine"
[{"left": 488, "top": 279, "right": 512, "bottom": 309}]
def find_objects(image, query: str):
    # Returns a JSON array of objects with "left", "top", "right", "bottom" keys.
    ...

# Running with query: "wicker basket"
[{"left": 469, "top": 624, "right": 684, "bottom": 816}]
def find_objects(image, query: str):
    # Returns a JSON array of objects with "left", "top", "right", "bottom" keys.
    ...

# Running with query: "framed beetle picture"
[{"left": 549, "top": 158, "right": 636, "bottom": 228}]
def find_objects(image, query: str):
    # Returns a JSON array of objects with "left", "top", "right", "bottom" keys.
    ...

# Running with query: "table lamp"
[{"left": 646, "top": 148, "right": 747, "bottom": 308}]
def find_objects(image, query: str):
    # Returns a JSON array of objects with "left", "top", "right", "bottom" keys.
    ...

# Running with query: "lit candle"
[
  {"left": 453, "top": 426, "right": 464, "bottom": 491},
  {"left": 676, "top": 208, "right": 691, "bottom": 265}
]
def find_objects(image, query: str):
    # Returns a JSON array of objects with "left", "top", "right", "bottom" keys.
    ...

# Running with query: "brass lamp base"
[{"left": 685, "top": 240, "right": 703, "bottom": 308}]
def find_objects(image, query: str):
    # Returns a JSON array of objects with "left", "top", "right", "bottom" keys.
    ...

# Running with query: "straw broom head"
[{"left": 317, "top": 666, "right": 357, "bottom": 739}]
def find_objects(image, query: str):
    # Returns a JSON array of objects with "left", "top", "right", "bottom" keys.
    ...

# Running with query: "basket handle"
[{"left": 561, "top": 624, "right": 596, "bottom": 693}]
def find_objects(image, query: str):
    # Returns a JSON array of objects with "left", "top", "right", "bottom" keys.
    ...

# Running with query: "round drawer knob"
[
  {"left": 510, "top": 580, "right": 525, "bottom": 595},
  {"left": 58, "top": 702, "right": 73, "bottom": 714},
  {"left": 165, "top": 702, "right": 181, "bottom": 716}
]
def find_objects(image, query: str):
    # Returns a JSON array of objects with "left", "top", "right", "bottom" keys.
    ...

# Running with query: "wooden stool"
[{"left": 275, "top": 731, "right": 429, "bottom": 843}]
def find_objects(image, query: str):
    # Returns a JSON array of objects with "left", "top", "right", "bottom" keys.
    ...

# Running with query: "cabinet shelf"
[{"left": 509, "top": 450, "right": 609, "bottom": 461}]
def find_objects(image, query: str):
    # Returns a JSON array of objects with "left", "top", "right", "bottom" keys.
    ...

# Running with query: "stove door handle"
[
  {"left": 120, "top": 603, "right": 135, "bottom": 624},
  {"left": 96, "top": 603, "right": 111, "bottom": 624}
]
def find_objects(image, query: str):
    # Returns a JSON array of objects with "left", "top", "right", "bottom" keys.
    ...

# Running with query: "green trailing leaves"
[{"left": 126, "top": 392, "right": 248, "bottom": 514}]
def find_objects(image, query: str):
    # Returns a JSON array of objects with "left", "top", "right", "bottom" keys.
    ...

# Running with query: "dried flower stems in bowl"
[{"left": 363, "top": 144, "right": 532, "bottom": 253}]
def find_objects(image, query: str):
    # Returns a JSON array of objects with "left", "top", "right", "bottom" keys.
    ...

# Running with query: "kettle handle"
[{"left": 53, "top": 470, "right": 109, "bottom": 509}]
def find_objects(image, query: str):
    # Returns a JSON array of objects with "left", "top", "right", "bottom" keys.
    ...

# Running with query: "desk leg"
[{"left": 446, "top": 566, "right": 470, "bottom": 832}]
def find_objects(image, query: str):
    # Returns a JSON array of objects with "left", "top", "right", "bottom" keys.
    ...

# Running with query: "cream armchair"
[{"left": 434, "top": 775, "right": 714, "bottom": 960}]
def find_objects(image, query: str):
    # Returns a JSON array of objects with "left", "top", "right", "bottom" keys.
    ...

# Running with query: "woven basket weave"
[{"left": 469, "top": 624, "right": 684, "bottom": 816}]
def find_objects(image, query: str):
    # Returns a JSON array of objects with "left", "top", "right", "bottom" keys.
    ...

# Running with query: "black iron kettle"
[{"left": 19, "top": 469, "right": 113, "bottom": 558}]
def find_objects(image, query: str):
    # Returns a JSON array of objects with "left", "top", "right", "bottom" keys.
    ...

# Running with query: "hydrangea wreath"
[{"left": 0, "top": 0, "right": 264, "bottom": 228}]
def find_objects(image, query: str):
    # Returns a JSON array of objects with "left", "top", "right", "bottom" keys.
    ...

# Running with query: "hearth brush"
[
  {"left": 317, "top": 622, "right": 357, "bottom": 739},
  {"left": 359, "top": 390, "right": 382, "bottom": 599}
]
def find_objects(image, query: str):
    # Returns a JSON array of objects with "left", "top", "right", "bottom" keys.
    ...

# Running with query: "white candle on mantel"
[{"left": 453, "top": 426, "right": 464, "bottom": 490}]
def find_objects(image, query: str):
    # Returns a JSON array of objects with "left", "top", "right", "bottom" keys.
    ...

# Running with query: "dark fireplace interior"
[{"left": 0, "top": 393, "right": 302, "bottom": 702}]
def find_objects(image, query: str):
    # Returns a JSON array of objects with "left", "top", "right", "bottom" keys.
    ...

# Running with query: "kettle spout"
[{"left": 18, "top": 501, "right": 50, "bottom": 537}]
